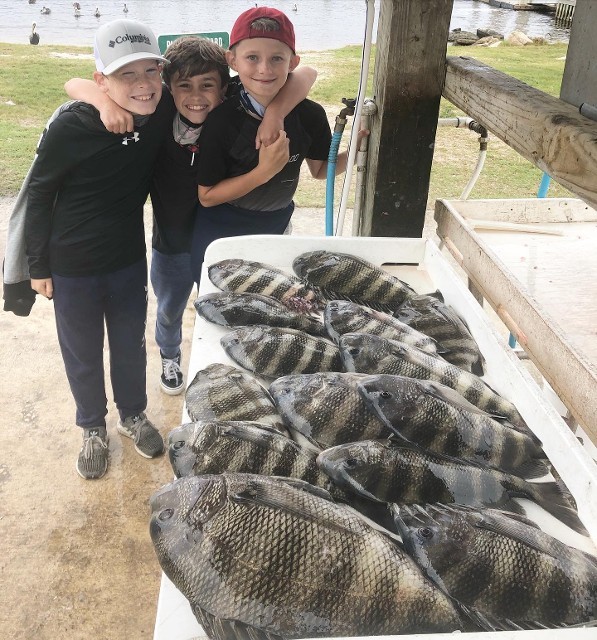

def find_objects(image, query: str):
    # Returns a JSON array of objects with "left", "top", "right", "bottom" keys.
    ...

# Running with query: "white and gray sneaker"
[
  {"left": 117, "top": 412, "right": 164, "bottom": 458},
  {"left": 76, "top": 426, "right": 109, "bottom": 480},
  {"left": 160, "top": 351, "right": 184, "bottom": 395}
]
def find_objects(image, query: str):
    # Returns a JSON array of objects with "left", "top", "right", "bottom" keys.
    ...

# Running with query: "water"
[{"left": 5, "top": 0, "right": 569, "bottom": 51}]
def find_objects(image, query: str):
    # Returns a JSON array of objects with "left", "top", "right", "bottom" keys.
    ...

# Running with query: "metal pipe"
[{"left": 351, "top": 99, "right": 377, "bottom": 234}]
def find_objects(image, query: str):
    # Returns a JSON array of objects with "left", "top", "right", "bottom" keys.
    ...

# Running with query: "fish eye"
[
  {"left": 158, "top": 508, "right": 174, "bottom": 521},
  {"left": 172, "top": 440, "right": 186, "bottom": 450},
  {"left": 418, "top": 527, "right": 433, "bottom": 539},
  {"left": 344, "top": 458, "right": 359, "bottom": 468},
  {"left": 348, "top": 348, "right": 360, "bottom": 356},
  {"left": 380, "top": 391, "right": 392, "bottom": 399}
]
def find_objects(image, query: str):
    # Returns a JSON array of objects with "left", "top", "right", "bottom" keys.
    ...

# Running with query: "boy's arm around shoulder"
[
  {"left": 64, "top": 78, "right": 134, "bottom": 134},
  {"left": 256, "top": 65, "right": 318, "bottom": 148}
]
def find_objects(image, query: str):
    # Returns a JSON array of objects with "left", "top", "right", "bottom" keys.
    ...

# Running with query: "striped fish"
[
  {"left": 394, "top": 503, "right": 597, "bottom": 629},
  {"left": 269, "top": 372, "right": 392, "bottom": 451},
  {"left": 208, "top": 258, "right": 324, "bottom": 313},
  {"left": 324, "top": 299, "right": 439, "bottom": 354},
  {"left": 150, "top": 473, "right": 465, "bottom": 637},
  {"left": 194, "top": 291, "right": 327, "bottom": 336},
  {"left": 292, "top": 250, "right": 416, "bottom": 311},
  {"left": 395, "top": 294, "right": 484, "bottom": 374},
  {"left": 221, "top": 326, "right": 343, "bottom": 379},
  {"left": 339, "top": 332, "right": 527, "bottom": 431},
  {"left": 356, "top": 374, "right": 547, "bottom": 478},
  {"left": 317, "top": 440, "right": 586, "bottom": 534},
  {"left": 184, "top": 362, "right": 287, "bottom": 432}
]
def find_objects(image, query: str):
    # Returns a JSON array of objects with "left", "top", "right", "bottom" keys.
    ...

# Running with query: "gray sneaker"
[
  {"left": 76, "top": 426, "right": 109, "bottom": 480},
  {"left": 117, "top": 412, "right": 164, "bottom": 459}
]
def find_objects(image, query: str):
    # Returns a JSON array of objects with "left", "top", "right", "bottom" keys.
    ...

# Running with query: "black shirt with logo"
[{"left": 26, "top": 95, "right": 173, "bottom": 278}]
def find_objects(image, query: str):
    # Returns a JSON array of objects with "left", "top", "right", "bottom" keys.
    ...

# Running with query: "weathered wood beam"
[
  {"left": 443, "top": 56, "right": 597, "bottom": 211},
  {"left": 357, "top": 0, "right": 453, "bottom": 238}
]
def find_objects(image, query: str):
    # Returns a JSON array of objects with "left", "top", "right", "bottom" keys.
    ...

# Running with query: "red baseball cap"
[{"left": 229, "top": 7, "right": 296, "bottom": 53}]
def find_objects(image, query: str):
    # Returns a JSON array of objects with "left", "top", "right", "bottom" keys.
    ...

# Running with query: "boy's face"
[
  {"left": 226, "top": 38, "right": 299, "bottom": 107},
  {"left": 169, "top": 70, "right": 226, "bottom": 126},
  {"left": 94, "top": 59, "right": 163, "bottom": 116}
]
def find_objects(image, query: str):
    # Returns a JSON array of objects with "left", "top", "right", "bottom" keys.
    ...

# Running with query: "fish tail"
[
  {"left": 528, "top": 480, "right": 589, "bottom": 535},
  {"left": 512, "top": 458, "right": 552, "bottom": 480}
]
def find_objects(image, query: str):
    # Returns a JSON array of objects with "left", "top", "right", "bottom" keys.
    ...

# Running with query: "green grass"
[{"left": 0, "top": 41, "right": 572, "bottom": 204}]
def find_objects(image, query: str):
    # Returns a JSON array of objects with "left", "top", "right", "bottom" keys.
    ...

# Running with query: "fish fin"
[
  {"left": 511, "top": 458, "right": 552, "bottom": 480},
  {"left": 422, "top": 380, "right": 495, "bottom": 416},
  {"left": 269, "top": 476, "right": 334, "bottom": 501},
  {"left": 516, "top": 480, "right": 589, "bottom": 536},
  {"left": 192, "top": 605, "right": 284, "bottom": 640},
  {"left": 471, "top": 356, "right": 485, "bottom": 377},
  {"left": 423, "top": 289, "right": 445, "bottom": 302},
  {"left": 473, "top": 510, "right": 577, "bottom": 560}
]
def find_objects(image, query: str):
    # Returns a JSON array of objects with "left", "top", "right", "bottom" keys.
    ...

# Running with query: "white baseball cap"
[{"left": 94, "top": 19, "right": 168, "bottom": 75}]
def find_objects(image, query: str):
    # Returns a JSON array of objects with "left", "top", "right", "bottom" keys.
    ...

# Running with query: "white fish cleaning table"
[{"left": 153, "top": 234, "right": 597, "bottom": 640}]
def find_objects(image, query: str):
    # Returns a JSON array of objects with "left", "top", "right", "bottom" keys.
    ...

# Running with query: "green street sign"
[{"left": 158, "top": 32, "right": 230, "bottom": 54}]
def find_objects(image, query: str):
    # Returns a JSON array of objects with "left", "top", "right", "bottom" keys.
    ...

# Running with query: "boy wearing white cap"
[{"left": 24, "top": 19, "right": 172, "bottom": 480}]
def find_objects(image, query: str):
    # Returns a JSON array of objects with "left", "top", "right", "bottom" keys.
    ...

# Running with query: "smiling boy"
[
  {"left": 191, "top": 7, "right": 358, "bottom": 282},
  {"left": 25, "top": 19, "right": 172, "bottom": 479},
  {"left": 66, "top": 35, "right": 316, "bottom": 396}
]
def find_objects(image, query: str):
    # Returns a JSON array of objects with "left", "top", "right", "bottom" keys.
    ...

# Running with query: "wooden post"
[{"left": 357, "top": 0, "right": 454, "bottom": 238}]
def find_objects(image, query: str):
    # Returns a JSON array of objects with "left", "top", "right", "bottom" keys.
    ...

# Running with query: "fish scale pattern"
[
  {"left": 396, "top": 504, "right": 597, "bottom": 627},
  {"left": 394, "top": 293, "right": 483, "bottom": 372},
  {"left": 339, "top": 333, "right": 526, "bottom": 429},
  {"left": 324, "top": 299, "right": 439, "bottom": 354},
  {"left": 185, "top": 363, "right": 286, "bottom": 432},
  {"left": 208, "top": 259, "right": 324, "bottom": 312},
  {"left": 356, "top": 374, "right": 547, "bottom": 476},
  {"left": 292, "top": 250, "right": 415, "bottom": 311},
  {"left": 270, "top": 373, "right": 392, "bottom": 450},
  {"left": 150, "top": 474, "right": 463, "bottom": 637},
  {"left": 221, "top": 326, "right": 343, "bottom": 379}
]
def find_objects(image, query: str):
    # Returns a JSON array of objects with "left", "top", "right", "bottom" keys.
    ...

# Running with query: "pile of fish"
[{"left": 150, "top": 250, "right": 597, "bottom": 639}]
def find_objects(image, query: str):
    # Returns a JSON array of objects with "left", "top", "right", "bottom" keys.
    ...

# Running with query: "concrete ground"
[{"left": 0, "top": 198, "right": 352, "bottom": 639}]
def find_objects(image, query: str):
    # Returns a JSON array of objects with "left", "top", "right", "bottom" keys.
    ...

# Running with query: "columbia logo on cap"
[{"left": 94, "top": 19, "right": 168, "bottom": 75}]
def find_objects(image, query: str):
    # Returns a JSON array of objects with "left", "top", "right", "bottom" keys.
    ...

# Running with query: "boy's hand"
[
  {"left": 99, "top": 102, "right": 134, "bottom": 134},
  {"left": 257, "top": 131, "right": 290, "bottom": 179},
  {"left": 31, "top": 277, "right": 53, "bottom": 300},
  {"left": 255, "top": 115, "right": 284, "bottom": 149}
]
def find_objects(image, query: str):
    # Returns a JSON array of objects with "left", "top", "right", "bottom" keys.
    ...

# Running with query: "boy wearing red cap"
[{"left": 191, "top": 7, "right": 355, "bottom": 283}]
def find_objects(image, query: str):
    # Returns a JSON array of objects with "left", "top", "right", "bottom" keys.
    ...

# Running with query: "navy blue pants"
[
  {"left": 191, "top": 201, "right": 294, "bottom": 285},
  {"left": 52, "top": 260, "right": 148, "bottom": 429}
]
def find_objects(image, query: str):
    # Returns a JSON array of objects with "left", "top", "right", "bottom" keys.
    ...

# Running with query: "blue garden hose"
[
  {"left": 325, "top": 131, "right": 343, "bottom": 236},
  {"left": 325, "top": 99, "right": 356, "bottom": 236}
]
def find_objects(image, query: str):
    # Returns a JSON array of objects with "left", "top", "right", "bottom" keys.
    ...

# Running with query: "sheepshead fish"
[
  {"left": 317, "top": 440, "right": 586, "bottom": 534},
  {"left": 184, "top": 363, "right": 286, "bottom": 432},
  {"left": 393, "top": 503, "right": 597, "bottom": 629},
  {"left": 167, "top": 420, "right": 335, "bottom": 493},
  {"left": 324, "top": 299, "right": 439, "bottom": 354},
  {"left": 395, "top": 294, "right": 485, "bottom": 374},
  {"left": 339, "top": 332, "right": 527, "bottom": 431},
  {"left": 149, "top": 473, "right": 464, "bottom": 638},
  {"left": 269, "top": 372, "right": 392, "bottom": 451},
  {"left": 208, "top": 258, "right": 324, "bottom": 313},
  {"left": 292, "top": 250, "right": 416, "bottom": 311},
  {"left": 194, "top": 291, "right": 327, "bottom": 336},
  {"left": 356, "top": 374, "right": 547, "bottom": 478},
  {"left": 221, "top": 326, "right": 343, "bottom": 379}
]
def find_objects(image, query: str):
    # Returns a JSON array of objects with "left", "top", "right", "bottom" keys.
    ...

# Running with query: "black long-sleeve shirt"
[{"left": 26, "top": 96, "right": 173, "bottom": 279}]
